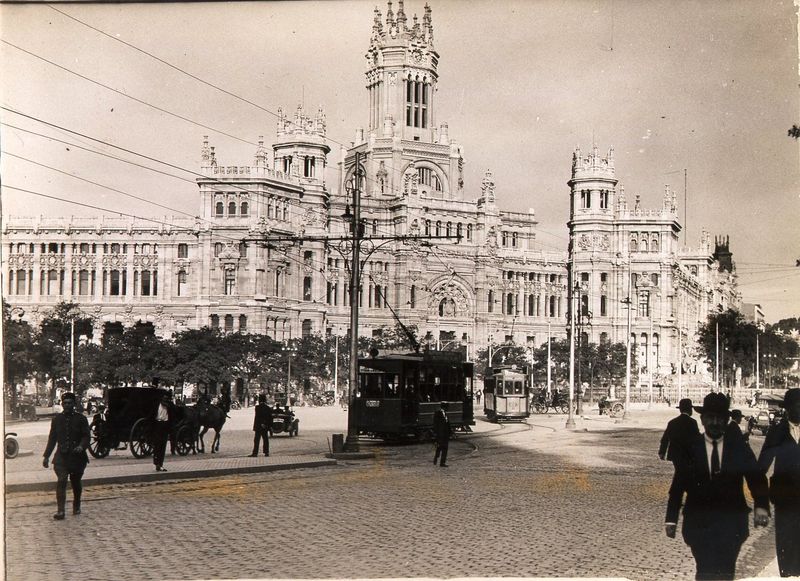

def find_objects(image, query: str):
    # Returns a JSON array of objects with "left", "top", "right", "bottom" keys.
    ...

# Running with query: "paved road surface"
[{"left": 4, "top": 404, "right": 778, "bottom": 581}]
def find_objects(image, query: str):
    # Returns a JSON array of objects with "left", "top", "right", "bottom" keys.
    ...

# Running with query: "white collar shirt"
[
  {"left": 156, "top": 403, "right": 169, "bottom": 422},
  {"left": 789, "top": 421, "right": 800, "bottom": 444}
]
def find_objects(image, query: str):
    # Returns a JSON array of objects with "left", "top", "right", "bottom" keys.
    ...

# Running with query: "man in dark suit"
[
  {"left": 758, "top": 387, "right": 800, "bottom": 578},
  {"left": 665, "top": 392, "right": 770, "bottom": 580},
  {"left": 42, "top": 392, "right": 90, "bottom": 519},
  {"left": 726, "top": 409, "right": 748, "bottom": 444},
  {"left": 432, "top": 401, "right": 450, "bottom": 467},
  {"left": 151, "top": 386, "right": 177, "bottom": 472},
  {"left": 659, "top": 398, "right": 700, "bottom": 467},
  {"left": 250, "top": 394, "right": 273, "bottom": 457}
]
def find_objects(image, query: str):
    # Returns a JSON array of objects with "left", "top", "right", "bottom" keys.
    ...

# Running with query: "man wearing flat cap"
[
  {"left": 665, "top": 392, "right": 770, "bottom": 580},
  {"left": 659, "top": 398, "right": 700, "bottom": 469},
  {"left": 757, "top": 387, "right": 800, "bottom": 577}
]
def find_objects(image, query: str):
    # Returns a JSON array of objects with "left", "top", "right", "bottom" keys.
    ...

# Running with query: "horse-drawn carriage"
[{"left": 88, "top": 387, "right": 197, "bottom": 459}]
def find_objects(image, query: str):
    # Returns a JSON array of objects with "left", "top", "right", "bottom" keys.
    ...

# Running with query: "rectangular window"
[
  {"left": 638, "top": 292, "right": 650, "bottom": 318},
  {"left": 224, "top": 270, "right": 235, "bottom": 295},
  {"left": 303, "top": 276, "right": 312, "bottom": 301},
  {"left": 600, "top": 295, "right": 607, "bottom": 316},
  {"left": 110, "top": 270, "right": 120, "bottom": 295},
  {"left": 178, "top": 244, "right": 188, "bottom": 258},
  {"left": 177, "top": 271, "right": 187, "bottom": 296},
  {"left": 79, "top": 270, "right": 90, "bottom": 295},
  {"left": 141, "top": 270, "right": 151, "bottom": 296}
]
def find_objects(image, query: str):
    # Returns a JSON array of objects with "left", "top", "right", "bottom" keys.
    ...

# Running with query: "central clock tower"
[{"left": 365, "top": 1, "right": 439, "bottom": 142}]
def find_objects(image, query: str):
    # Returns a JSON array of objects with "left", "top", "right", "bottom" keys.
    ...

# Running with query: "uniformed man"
[
  {"left": 42, "top": 392, "right": 90, "bottom": 520},
  {"left": 433, "top": 401, "right": 451, "bottom": 467}
]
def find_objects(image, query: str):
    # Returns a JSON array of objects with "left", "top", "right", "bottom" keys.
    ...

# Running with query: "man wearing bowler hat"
[
  {"left": 757, "top": 387, "right": 800, "bottom": 577},
  {"left": 659, "top": 398, "right": 700, "bottom": 469},
  {"left": 664, "top": 392, "right": 770, "bottom": 580}
]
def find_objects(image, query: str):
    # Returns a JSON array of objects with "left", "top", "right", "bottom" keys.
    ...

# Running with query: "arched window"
[
  {"left": 488, "top": 290, "right": 494, "bottom": 313},
  {"left": 439, "top": 298, "right": 456, "bottom": 317},
  {"left": 228, "top": 201, "right": 237, "bottom": 216},
  {"left": 210, "top": 314, "right": 219, "bottom": 328},
  {"left": 241, "top": 201, "right": 249, "bottom": 216},
  {"left": 446, "top": 222, "right": 452, "bottom": 237},
  {"left": 651, "top": 234, "right": 659, "bottom": 252},
  {"left": 640, "top": 236, "right": 648, "bottom": 252},
  {"left": 214, "top": 243, "right": 223, "bottom": 257},
  {"left": 467, "top": 224, "right": 473, "bottom": 240},
  {"left": 456, "top": 223, "right": 462, "bottom": 242},
  {"left": 410, "top": 285, "right": 416, "bottom": 308},
  {"left": 425, "top": 220, "right": 431, "bottom": 236},
  {"left": 224, "top": 314, "right": 234, "bottom": 332},
  {"left": 435, "top": 221, "right": 441, "bottom": 236},
  {"left": 216, "top": 201, "right": 224, "bottom": 216},
  {"left": 239, "top": 314, "right": 247, "bottom": 332},
  {"left": 630, "top": 235, "right": 638, "bottom": 252}
]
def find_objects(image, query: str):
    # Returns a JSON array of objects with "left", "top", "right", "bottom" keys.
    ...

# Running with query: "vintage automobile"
[
  {"left": 747, "top": 408, "right": 784, "bottom": 437},
  {"left": 270, "top": 406, "right": 299, "bottom": 437}
]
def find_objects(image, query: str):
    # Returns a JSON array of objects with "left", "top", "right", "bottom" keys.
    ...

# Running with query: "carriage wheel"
[
  {"left": 559, "top": 404, "right": 570, "bottom": 414},
  {"left": 5, "top": 435, "right": 19, "bottom": 459},
  {"left": 610, "top": 403, "right": 624, "bottom": 418},
  {"left": 88, "top": 420, "right": 111, "bottom": 459},
  {"left": 533, "top": 402, "right": 547, "bottom": 414},
  {"left": 129, "top": 418, "right": 153, "bottom": 458},
  {"left": 175, "top": 425, "right": 193, "bottom": 456}
]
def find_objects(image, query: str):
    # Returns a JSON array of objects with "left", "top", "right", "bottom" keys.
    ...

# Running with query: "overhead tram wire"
[
  {"left": 1, "top": 107, "right": 332, "bottom": 228},
  {"left": 0, "top": 39, "right": 255, "bottom": 148},
  {"left": 1, "top": 123, "right": 191, "bottom": 184}
]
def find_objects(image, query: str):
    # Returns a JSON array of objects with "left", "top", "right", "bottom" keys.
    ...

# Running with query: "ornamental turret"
[{"left": 364, "top": 1, "right": 440, "bottom": 141}]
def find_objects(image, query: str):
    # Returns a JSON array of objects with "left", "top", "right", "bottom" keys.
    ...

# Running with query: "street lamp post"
[
  {"left": 622, "top": 253, "right": 633, "bottom": 420},
  {"left": 282, "top": 344, "right": 298, "bottom": 405}
]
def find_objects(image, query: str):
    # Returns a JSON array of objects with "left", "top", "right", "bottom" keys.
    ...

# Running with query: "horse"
[{"left": 195, "top": 401, "right": 227, "bottom": 453}]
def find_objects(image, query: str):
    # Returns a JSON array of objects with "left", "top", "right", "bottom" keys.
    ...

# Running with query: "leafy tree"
[
  {"left": 772, "top": 317, "right": 800, "bottom": 335},
  {"left": 698, "top": 308, "right": 799, "bottom": 386},
  {"left": 172, "top": 327, "right": 234, "bottom": 393},
  {"left": 33, "top": 302, "right": 94, "bottom": 398},
  {"left": 3, "top": 301, "right": 37, "bottom": 411}
]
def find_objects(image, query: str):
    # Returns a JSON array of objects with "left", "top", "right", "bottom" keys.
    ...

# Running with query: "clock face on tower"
[{"left": 411, "top": 49, "right": 423, "bottom": 64}]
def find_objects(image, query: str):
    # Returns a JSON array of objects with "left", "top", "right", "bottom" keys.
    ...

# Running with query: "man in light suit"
[{"left": 664, "top": 392, "right": 770, "bottom": 580}]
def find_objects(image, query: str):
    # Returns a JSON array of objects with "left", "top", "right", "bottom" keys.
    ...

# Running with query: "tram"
[
  {"left": 483, "top": 366, "right": 531, "bottom": 422},
  {"left": 352, "top": 350, "right": 475, "bottom": 440}
]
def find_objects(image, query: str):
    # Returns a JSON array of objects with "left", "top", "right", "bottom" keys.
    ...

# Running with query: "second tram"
[{"left": 483, "top": 366, "right": 531, "bottom": 422}]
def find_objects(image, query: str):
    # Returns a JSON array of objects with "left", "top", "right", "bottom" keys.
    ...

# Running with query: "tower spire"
[{"left": 397, "top": 0, "right": 407, "bottom": 30}]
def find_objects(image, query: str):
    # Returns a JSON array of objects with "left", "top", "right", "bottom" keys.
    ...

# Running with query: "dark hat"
[
  {"left": 677, "top": 398, "right": 693, "bottom": 412},
  {"left": 258, "top": 394, "right": 266, "bottom": 403},
  {"left": 440, "top": 401, "right": 448, "bottom": 409},
  {"left": 61, "top": 392, "right": 76, "bottom": 401},
  {"left": 780, "top": 388, "right": 800, "bottom": 408},
  {"left": 730, "top": 409, "right": 743, "bottom": 421},
  {"left": 694, "top": 392, "right": 730, "bottom": 416}
]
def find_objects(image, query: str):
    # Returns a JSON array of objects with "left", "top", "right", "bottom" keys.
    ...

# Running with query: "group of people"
[{"left": 659, "top": 388, "right": 800, "bottom": 580}]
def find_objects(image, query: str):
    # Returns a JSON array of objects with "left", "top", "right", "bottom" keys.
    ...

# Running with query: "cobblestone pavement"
[{"left": 5, "top": 414, "right": 777, "bottom": 581}]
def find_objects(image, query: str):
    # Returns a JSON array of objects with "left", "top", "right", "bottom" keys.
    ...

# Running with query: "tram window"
[
  {"left": 385, "top": 374, "right": 400, "bottom": 396},
  {"left": 361, "top": 373, "right": 383, "bottom": 398},
  {"left": 514, "top": 381, "right": 523, "bottom": 394},
  {"left": 505, "top": 380, "right": 514, "bottom": 395}
]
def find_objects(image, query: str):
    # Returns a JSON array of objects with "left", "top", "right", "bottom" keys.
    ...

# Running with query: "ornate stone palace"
[{"left": 2, "top": 1, "right": 738, "bottom": 387}]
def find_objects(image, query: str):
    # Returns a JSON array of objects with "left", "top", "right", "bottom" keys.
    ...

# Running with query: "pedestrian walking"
[
  {"left": 757, "top": 387, "right": 800, "bottom": 578},
  {"left": 250, "top": 394, "right": 272, "bottom": 457},
  {"left": 658, "top": 398, "right": 700, "bottom": 467},
  {"left": 42, "top": 392, "right": 90, "bottom": 520},
  {"left": 664, "top": 392, "right": 770, "bottom": 580},
  {"left": 432, "top": 401, "right": 450, "bottom": 467},
  {"left": 726, "top": 410, "right": 747, "bottom": 444},
  {"left": 151, "top": 387, "right": 177, "bottom": 472}
]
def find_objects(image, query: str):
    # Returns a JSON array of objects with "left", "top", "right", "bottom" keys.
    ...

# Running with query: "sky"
[{"left": 1, "top": 0, "right": 798, "bottom": 322}]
